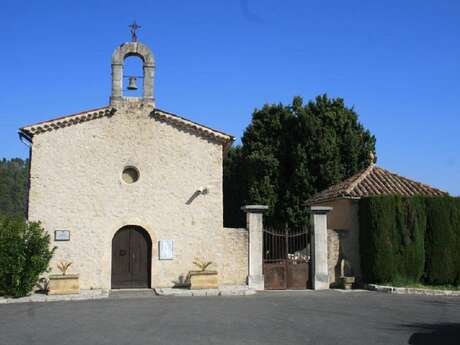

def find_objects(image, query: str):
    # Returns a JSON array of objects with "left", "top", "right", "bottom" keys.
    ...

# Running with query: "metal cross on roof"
[{"left": 129, "top": 21, "right": 141, "bottom": 42}]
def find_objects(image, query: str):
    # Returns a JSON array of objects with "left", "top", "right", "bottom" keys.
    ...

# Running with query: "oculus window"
[{"left": 122, "top": 166, "right": 140, "bottom": 184}]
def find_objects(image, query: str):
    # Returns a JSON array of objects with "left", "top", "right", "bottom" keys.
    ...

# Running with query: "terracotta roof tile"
[
  {"left": 153, "top": 109, "right": 234, "bottom": 149},
  {"left": 20, "top": 107, "right": 115, "bottom": 136},
  {"left": 307, "top": 164, "right": 448, "bottom": 204},
  {"left": 19, "top": 106, "right": 234, "bottom": 150}
]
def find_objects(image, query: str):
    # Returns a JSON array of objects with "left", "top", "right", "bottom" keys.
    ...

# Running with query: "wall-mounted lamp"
[{"left": 197, "top": 186, "right": 210, "bottom": 195}]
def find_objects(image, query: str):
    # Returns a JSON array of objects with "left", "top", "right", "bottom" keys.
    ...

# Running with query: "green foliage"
[
  {"left": 359, "top": 196, "right": 396, "bottom": 283},
  {"left": 224, "top": 95, "right": 376, "bottom": 228},
  {"left": 0, "top": 158, "right": 29, "bottom": 218},
  {"left": 425, "top": 197, "right": 460, "bottom": 285},
  {"left": 396, "top": 197, "right": 426, "bottom": 282},
  {"left": 0, "top": 217, "right": 55, "bottom": 297},
  {"left": 223, "top": 147, "right": 246, "bottom": 228},
  {"left": 359, "top": 196, "right": 460, "bottom": 286},
  {"left": 192, "top": 258, "right": 213, "bottom": 271},
  {"left": 360, "top": 196, "right": 426, "bottom": 284}
]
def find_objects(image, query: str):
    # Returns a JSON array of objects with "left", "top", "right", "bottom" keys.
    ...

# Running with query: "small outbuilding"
[{"left": 307, "top": 161, "right": 448, "bottom": 287}]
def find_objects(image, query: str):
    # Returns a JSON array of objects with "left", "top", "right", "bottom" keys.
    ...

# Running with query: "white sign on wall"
[
  {"left": 158, "top": 240, "right": 174, "bottom": 260},
  {"left": 54, "top": 230, "right": 70, "bottom": 241}
]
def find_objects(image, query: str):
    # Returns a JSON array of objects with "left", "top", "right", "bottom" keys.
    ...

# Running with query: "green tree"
[
  {"left": 241, "top": 102, "right": 294, "bottom": 227},
  {"left": 0, "top": 217, "right": 55, "bottom": 297},
  {"left": 0, "top": 158, "right": 29, "bottom": 218},
  {"left": 223, "top": 147, "right": 247, "bottom": 228},
  {"left": 224, "top": 95, "right": 376, "bottom": 228}
]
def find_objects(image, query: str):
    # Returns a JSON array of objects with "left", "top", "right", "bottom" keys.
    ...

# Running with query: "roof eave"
[
  {"left": 19, "top": 107, "right": 116, "bottom": 137},
  {"left": 153, "top": 108, "right": 235, "bottom": 147},
  {"left": 307, "top": 195, "right": 360, "bottom": 206},
  {"left": 18, "top": 106, "right": 235, "bottom": 150}
]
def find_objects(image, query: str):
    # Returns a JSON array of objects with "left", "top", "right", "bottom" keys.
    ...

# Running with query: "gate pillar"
[
  {"left": 242, "top": 205, "right": 268, "bottom": 290},
  {"left": 309, "top": 206, "right": 333, "bottom": 290}
]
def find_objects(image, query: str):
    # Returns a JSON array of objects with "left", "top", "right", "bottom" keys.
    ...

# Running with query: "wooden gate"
[{"left": 263, "top": 227, "right": 310, "bottom": 290}]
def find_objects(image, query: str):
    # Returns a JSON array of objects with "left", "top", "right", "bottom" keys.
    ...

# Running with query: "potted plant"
[
  {"left": 48, "top": 261, "right": 80, "bottom": 295},
  {"left": 188, "top": 258, "right": 218, "bottom": 289}
]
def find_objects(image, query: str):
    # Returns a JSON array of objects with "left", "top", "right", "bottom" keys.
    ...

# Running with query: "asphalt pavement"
[{"left": 1, "top": 290, "right": 459, "bottom": 345}]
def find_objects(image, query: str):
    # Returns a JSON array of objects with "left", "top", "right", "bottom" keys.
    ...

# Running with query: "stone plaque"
[
  {"left": 159, "top": 240, "right": 174, "bottom": 260},
  {"left": 54, "top": 230, "right": 70, "bottom": 241}
]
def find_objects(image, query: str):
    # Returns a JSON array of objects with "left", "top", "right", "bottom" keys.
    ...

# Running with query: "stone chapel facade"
[{"left": 19, "top": 40, "right": 250, "bottom": 290}]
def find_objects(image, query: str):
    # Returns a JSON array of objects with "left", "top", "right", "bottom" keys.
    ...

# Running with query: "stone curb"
[
  {"left": 368, "top": 284, "right": 460, "bottom": 296},
  {"left": 154, "top": 287, "right": 257, "bottom": 297},
  {"left": 0, "top": 290, "right": 109, "bottom": 304}
]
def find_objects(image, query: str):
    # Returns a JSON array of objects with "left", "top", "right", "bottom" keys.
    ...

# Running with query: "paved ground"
[{"left": 1, "top": 290, "right": 459, "bottom": 345}]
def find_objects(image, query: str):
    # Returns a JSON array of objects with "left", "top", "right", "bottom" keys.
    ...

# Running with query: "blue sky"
[{"left": 1, "top": 0, "right": 459, "bottom": 195}]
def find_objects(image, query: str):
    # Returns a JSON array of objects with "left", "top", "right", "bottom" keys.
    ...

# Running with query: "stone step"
[
  {"left": 154, "top": 286, "right": 256, "bottom": 296},
  {"left": 109, "top": 289, "right": 157, "bottom": 299}
]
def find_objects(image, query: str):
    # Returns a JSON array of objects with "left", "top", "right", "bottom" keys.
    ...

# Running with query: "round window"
[{"left": 122, "top": 166, "right": 139, "bottom": 184}]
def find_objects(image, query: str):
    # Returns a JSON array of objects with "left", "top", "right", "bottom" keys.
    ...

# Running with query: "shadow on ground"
[{"left": 402, "top": 323, "right": 460, "bottom": 345}]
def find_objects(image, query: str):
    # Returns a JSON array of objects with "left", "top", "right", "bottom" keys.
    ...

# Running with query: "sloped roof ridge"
[
  {"left": 20, "top": 106, "right": 114, "bottom": 135},
  {"left": 19, "top": 106, "right": 235, "bottom": 150},
  {"left": 372, "top": 166, "right": 447, "bottom": 196},
  {"left": 153, "top": 108, "right": 234, "bottom": 142},
  {"left": 344, "top": 164, "right": 375, "bottom": 195},
  {"left": 307, "top": 164, "right": 448, "bottom": 205}
]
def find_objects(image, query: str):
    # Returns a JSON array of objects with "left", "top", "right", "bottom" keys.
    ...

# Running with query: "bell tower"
[{"left": 110, "top": 23, "right": 155, "bottom": 106}]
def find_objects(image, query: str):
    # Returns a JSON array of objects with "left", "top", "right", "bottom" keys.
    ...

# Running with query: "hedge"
[
  {"left": 359, "top": 196, "right": 460, "bottom": 285},
  {"left": 425, "top": 197, "right": 460, "bottom": 285}
]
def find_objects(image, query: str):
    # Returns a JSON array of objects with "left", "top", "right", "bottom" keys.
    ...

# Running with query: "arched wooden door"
[{"left": 111, "top": 226, "right": 152, "bottom": 289}]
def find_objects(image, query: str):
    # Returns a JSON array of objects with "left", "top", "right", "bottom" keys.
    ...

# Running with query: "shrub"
[
  {"left": 425, "top": 197, "right": 460, "bottom": 285},
  {"left": 0, "top": 217, "right": 55, "bottom": 297},
  {"left": 359, "top": 196, "right": 460, "bottom": 286},
  {"left": 359, "top": 196, "right": 395, "bottom": 283},
  {"left": 394, "top": 197, "right": 426, "bottom": 283},
  {"left": 359, "top": 196, "right": 426, "bottom": 284}
]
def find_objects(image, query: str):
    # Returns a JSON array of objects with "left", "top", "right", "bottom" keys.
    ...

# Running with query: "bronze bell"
[{"left": 127, "top": 76, "right": 138, "bottom": 90}]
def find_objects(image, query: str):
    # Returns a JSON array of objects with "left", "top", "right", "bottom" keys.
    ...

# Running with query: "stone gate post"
[
  {"left": 241, "top": 205, "right": 268, "bottom": 290},
  {"left": 309, "top": 206, "right": 333, "bottom": 290}
]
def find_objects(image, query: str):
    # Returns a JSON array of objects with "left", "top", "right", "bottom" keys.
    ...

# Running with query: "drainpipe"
[
  {"left": 18, "top": 130, "right": 33, "bottom": 220},
  {"left": 18, "top": 130, "right": 32, "bottom": 147}
]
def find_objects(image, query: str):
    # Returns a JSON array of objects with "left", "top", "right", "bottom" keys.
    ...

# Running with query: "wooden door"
[{"left": 112, "top": 227, "right": 151, "bottom": 289}]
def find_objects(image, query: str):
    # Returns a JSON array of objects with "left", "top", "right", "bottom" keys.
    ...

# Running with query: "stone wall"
[
  {"left": 220, "top": 228, "right": 248, "bottom": 285},
  {"left": 327, "top": 229, "right": 340, "bottom": 285},
  {"left": 28, "top": 101, "right": 240, "bottom": 289},
  {"left": 313, "top": 199, "right": 361, "bottom": 286}
]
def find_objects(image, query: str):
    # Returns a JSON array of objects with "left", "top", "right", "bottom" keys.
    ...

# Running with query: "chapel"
[{"left": 18, "top": 31, "right": 254, "bottom": 290}]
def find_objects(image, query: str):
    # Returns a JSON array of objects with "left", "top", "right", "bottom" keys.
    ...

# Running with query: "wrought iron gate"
[{"left": 263, "top": 226, "right": 310, "bottom": 290}]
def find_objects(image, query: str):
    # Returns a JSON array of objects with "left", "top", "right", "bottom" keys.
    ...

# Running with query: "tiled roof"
[
  {"left": 153, "top": 109, "right": 234, "bottom": 149},
  {"left": 307, "top": 164, "right": 448, "bottom": 204},
  {"left": 20, "top": 107, "right": 116, "bottom": 136},
  {"left": 19, "top": 106, "right": 234, "bottom": 149}
]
